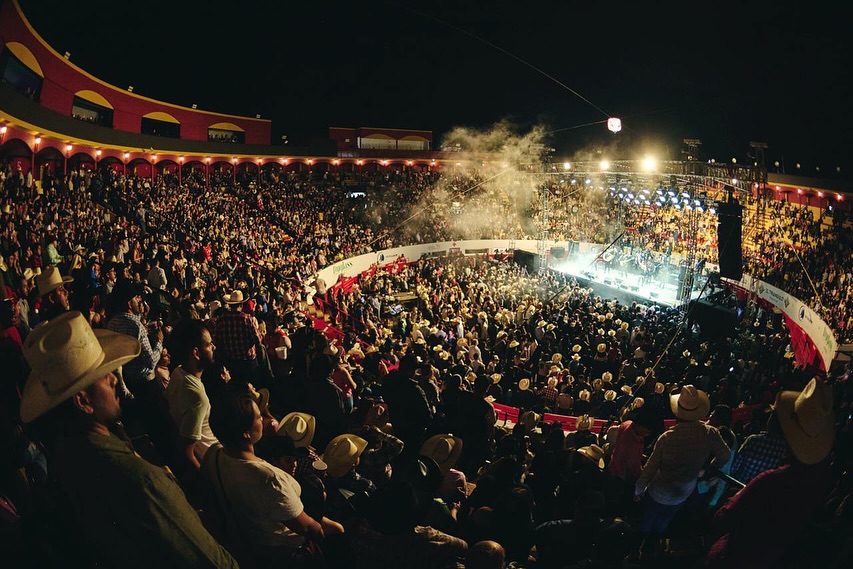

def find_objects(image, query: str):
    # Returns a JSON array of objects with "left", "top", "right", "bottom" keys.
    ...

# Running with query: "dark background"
[{"left": 19, "top": 0, "right": 853, "bottom": 174}]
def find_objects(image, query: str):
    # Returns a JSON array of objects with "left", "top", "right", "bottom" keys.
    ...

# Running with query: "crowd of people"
[{"left": 0, "top": 157, "right": 851, "bottom": 568}]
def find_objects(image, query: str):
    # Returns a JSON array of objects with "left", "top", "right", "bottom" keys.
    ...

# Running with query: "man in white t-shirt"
[{"left": 165, "top": 319, "right": 220, "bottom": 469}]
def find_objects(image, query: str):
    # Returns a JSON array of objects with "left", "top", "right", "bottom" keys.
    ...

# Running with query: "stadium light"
[
  {"left": 563, "top": 162, "right": 571, "bottom": 170},
  {"left": 642, "top": 157, "right": 656, "bottom": 172},
  {"left": 607, "top": 117, "right": 622, "bottom": 133},
  {"left": 600, "top": 159, "right": 610, "bottom": 170}
]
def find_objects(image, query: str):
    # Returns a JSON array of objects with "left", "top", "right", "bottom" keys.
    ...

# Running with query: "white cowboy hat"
[
  {"left": 576, "top": 414, "right": 593, "bottom": 431},
  {"left": 36, "top": 266, "right": 73, "bottom": 297},
  {"left": 277, "top": 412, "right": 316, "bottom": 448},
  {"left": 775, "top": 377, "right": 835, "bottom": 465},
  {"left": 20, "top": 311, "right": 140, "bottom": 423},
  {"left": 420, "top": 434, "right": 463, "bottom": 474},
  {"left": 323, "top": 434, "right": 368, "bottom": 478},
  {"left": 222, "top": 289, "right": 245, "bottom": 304},
  {"left": 577, "top": 444, "right": 606, "bottom": 469},
  {"left": 670, "top": 384, "right": 710, "bottom": 421},
  {"left": 23, "top": 268, "right": 35, "bottom": 282}
]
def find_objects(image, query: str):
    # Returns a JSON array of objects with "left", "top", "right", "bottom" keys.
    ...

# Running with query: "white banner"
[{"left": 724, "top": 274, "right": 838, "bottom": 369}]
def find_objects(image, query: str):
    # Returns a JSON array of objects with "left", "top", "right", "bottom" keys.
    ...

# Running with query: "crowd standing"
[{"left": 0, "top": 159, "right": 851, "bottom": 568}]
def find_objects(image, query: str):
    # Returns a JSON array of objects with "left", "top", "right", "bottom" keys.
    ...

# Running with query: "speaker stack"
[{"left": 717, "top": 200, "right": 743, "bottom": 281}]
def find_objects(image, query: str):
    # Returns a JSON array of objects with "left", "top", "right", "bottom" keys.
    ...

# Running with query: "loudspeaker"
[
  {"left": 550, "top": 246, "right": 566, "bottom": 259},
  {"left": 689, "top": 299, "right": 737, "bottom": 338},
  {"left": 717, "top": 201, "right": 743, "bottom": 280},
  {"left": 512, "top": 250, "right": 538, "bottom": 273}
]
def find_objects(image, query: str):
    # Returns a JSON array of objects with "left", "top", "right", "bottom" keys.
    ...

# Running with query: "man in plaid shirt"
[
  {"left": 214, "top": 290, "right": 263, "bottom": 387},
  {"left": 730, "top": 410, "right": 789, "bottom": 484}
]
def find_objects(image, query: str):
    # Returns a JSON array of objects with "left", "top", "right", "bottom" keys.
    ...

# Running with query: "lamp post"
[
  {"left": 232, "top": 158, "right": 237, "bottom": 184},
  {"left": 178, "top": 156, "right": 184, "bottom": 185},
  {"left": 257, "top": 158, "right": 262, "bottom": 185},
  {"left": 65, "top": 144, "right": 72, "bottom": 177},
  {"left": 123, "top": 152, "right": 130, "bottom": 177},
  {"left": 205, "top": 157, "right": 211, "bottom": 186},
  {"left": 32, "top": 136, "right": 41, "bottom": 179}
]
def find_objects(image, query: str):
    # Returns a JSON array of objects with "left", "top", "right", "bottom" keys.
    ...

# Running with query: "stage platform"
[{"left": 548, "top": 259, "right": 695, "bottom": 308}]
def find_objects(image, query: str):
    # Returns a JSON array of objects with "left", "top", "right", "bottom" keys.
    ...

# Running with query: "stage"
[{"left": 547, "top": 256, "right": 694, "bottom": 308}]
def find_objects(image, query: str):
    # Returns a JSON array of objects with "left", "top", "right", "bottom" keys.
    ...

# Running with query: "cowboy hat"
[
  {"left": 552, "top": 353, "right": 563, "bottom": 363},
  {"left": 547, "top": 377, "right": 558, "bottom": 388},
  {"left": 576, "top": 414, "right": 593, "bottom": 431},
  {"left": 248, "top": 386, "right": 270, "bottom": 415},
  {"left": 604, "top": 389, "right": 617, "bottom": 401},
  {"left": 519, "top": 410, "right": 541, "bottom": 433},
  {"left": 323, "top": 433, "right": 368, "bottom": 478},
  {"left": 277, "top": 412, "right": 317, "bottom": 447},
  {"left": 775, "top": 377, "right": 835, "bottom": 464},
  {"left": 579, "top": 389, "right": 591, "bottom": 401},
  {"left": 518, "top": 378, "right": 530, "bottom": 391},
  {"left": 571, "top": 353, "right": 581, "bottom": 361},
  {"left": 572, "top": 344, "right": 582, "bottom": 353},
  {"left": 597, "top": 343, "right": 607, "bottom": 353},
  {"left": 670, "top": 384, "right": 710, "bottom": 421},
  {"left": 420, "top": 434, "right": 463, "bottom": 474},
  {"left": 222, "top": 289, "right": 245, "bottom": 304},
  {"left": 577, "top": 444, "right": 606, "bottom": 468},
  {"left": 602, "top": 371, "right": 613, "bottom": 382},
  {"left": 491, "top": 373, "right": 502, "bottom": 384},
  {"left": 20, "top": 311, "right": 141, "bottom": 423},
  {"left": 23, "top": 268, "right": 35, "bottom": 282},
  {"left": 36, "top": 266, "right": 73, "bottom": 297}
]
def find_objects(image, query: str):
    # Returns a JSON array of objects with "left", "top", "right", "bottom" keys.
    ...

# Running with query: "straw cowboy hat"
[
  {"left": 223, "top": 290, "right": 245, "bottom": 305},
  {"left": 36, "top": 266, "right": 73, "bottom": 297},
  {"left": 571, "top": 353, "right": 581, "bottom": 361},
  {"left": 597, "top": 343, "right": 607, "bottom": 353},
  {"left": 572, "top": 344, "right": 582, "bottom": 353},
  {"left": 420, "top": 434, "right": 463, "bottom": 474},
  {"left": 509, "top": 340, "right": 520, "bottom": 349},
  {"left": 576, "top": 414, "right": 593, "bottom": 431},
  {"left": 23, "top": 268, "right": 35, "bottom": 282},
  {"left": 491, "top": 373, "right": 502, "bottom": 384},
  {"left": 579, "top": 389, "right": 591, "bottom": 401},
  {"left": 547, "top": 377, "right": 558, "bottom": 388},
  {"left": 620, "top": 321, "right": 629, "bottom": 330},
  {"left": 518, "top": 378, "right": 531, "bottom": 391},
  {"left": 775, "top": 377, "right": 835, "bottom": 464},
  {"left": 602, "top": 371, "right": 613, "bottom": 382},
  {"left": 670, "top": 384, "right": 710, "bottom": 421},
  {"left": 277, "top": 412, "right": 316, "bottom": 448},
  {"left": 604, "top": 390, "right": 617, "bottom": 401},
  {"left": 537, "top": 319, "right": 547, "bottom": 328},
  {"left": 519, "top": 410, "right": 541, "bottom": 433},
  {"left": 577, "top": 444, "right": 606, "bottom": 469},
  {"left": 323, "top": 434, "right": 368, "bottom": 478},
  {"left": 20, "top": 311, "right": 141, "bottom": 423}
]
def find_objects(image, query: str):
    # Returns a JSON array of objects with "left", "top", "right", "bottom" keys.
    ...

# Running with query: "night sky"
[{"left": 18, "top": 0, "right": 853, "bottom": 175}]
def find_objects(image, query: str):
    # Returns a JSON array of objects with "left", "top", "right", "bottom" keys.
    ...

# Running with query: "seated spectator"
[
  {"left": 707, "top": 377, "right": 836, "bottom": 569},
  {"left": 202, "top": 391, "right": 343, "bottom": 566},
  {"left": 19, "top": 311, "right": 237, "bottom": 568}
]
